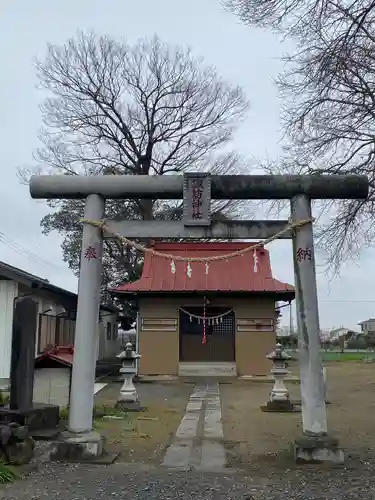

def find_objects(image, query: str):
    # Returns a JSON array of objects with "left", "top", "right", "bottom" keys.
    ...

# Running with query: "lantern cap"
[
  {"left": 266, "top": 342, "right": 291, "bottom": 361},
  {"left": 116, "top": 342, "right": 141, "bottom": 360}
]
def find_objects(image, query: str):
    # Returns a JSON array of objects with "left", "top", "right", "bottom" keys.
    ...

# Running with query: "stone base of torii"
[{"left": 28, "top": 173, "right": 368, "bottom": 464}]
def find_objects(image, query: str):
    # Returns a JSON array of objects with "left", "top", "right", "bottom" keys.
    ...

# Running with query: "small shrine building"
[{"left": 112, "top": 242, "right": 295, "bottom": 377}]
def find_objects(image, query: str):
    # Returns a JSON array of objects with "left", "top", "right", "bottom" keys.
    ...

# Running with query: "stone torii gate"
[{"left": 29, "top": 173, "right": 368, "bottom": 463}]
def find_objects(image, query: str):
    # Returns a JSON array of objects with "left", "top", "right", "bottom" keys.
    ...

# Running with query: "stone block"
[
  {"left": 115, "top": 401, "right": 144, "bottom": 412},
  {"left": 261, "top": 400, "right": 301, "bottom": 413},
  {"left": 11, "top": 425, "right": 28, "bottom": 441},
  {"left": 5, "top": 436, "right": 35, "bottom": 465},
  {"left": 50, "top": 430, "right": 109, "bottom": 463},
  {"left": 0, "top": 403, "right": 59, "bottom": 431},
  {"left": 30, "top": 428, "right": 61, "bottom": 441},
  {"left": 294, "top": 433, "right": 344, "bottom": 464}
]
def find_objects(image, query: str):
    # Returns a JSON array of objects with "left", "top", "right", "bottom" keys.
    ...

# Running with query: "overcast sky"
[{"left": 1, "top": 0, "right": 374, "bottom": 330}]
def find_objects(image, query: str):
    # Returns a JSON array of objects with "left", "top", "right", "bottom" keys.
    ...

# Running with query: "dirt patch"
[
  {"left": 221, "top": 362, "right": 375, "bottom": 471},
  {"left": 93, "top": 382, "right": 191, "bottom": 464}
]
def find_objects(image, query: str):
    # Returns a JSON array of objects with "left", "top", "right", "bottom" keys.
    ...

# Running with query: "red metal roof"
[
  {"left": 112, "top": 242, "right": 294, "bottom": 296},
  {"left": 35, "top": 345, "right": 74, "bottom": 367}
]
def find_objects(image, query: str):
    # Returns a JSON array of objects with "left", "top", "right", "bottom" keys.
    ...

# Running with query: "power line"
[
  {"left": 0, "top": 233, "right": 53, "bottom": 268},
  {"left": 0, "top": 232, "right": 66, "bottom": 272}
]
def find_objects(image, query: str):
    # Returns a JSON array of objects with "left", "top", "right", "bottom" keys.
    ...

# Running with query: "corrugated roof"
[
  {"left": 35, "top": 345, "right": 74, "bottom": 368},
  {"left": 112, "top": 242, "right": 294, "bottom": 296}
]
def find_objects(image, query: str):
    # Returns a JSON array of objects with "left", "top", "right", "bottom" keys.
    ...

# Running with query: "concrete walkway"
[
  {"left": 162, "top": 382, "right": 227, "bottom": 471},
  {"left": 93, "top": 382, "right": 108, "bottom": 395}
]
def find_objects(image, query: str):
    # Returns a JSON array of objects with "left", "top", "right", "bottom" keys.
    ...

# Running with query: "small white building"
[
  {"left": 0, "top": 261, "right": 120, "bottom": 389},
  {"left": 358, "top": 318, "right": 375, "bottom": 335},
  {"left": 329, "top": 327, "right": 360, "bottom": 344}
]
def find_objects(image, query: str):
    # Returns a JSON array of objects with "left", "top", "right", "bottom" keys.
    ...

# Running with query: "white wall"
[
  {"left": 0, "top": 284, "right": 65, "bottom": 386},
  {"left": 0, "top": 276, "right": 119, "bottom": 375},
  {"left": 33, "top": 367, "right": 71, "bottom": 408},
  {"left": 97, "top": 311, "right": 120, "bottom": 361},
  {"left": 0, "top": 280, "right": 18, "bottom": 388}
]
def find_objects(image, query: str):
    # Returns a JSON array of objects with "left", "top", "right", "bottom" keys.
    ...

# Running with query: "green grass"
[
  {"left": 0, "top": 463, "right": 17, "bottom": 484},
  {"left": 321, "top": 351, "right": 375, "bottom": 362},
  {"left": 59, "top": 403, "right": 127, "bottom": 422}
]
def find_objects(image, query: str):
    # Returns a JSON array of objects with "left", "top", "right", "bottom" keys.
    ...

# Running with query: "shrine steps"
[{"left": 178, "top": 362, "right": 237, "bottom": 377}]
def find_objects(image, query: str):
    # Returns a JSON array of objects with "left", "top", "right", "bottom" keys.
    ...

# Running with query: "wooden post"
[{"left": 10, "top": 297, "right": 38, "bottom": 411}]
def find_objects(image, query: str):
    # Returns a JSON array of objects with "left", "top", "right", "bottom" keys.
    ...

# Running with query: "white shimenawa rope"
[
  {"left": 80, "top": 217, "right": 314, "bottom": 277},
  {"left": 179, "top": 307, "right": 233, "bottom": 323}
]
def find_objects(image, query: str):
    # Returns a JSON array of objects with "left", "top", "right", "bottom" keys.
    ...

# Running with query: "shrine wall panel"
[{"left": 138, "top": 295, "right": 278, "bottom": 376}]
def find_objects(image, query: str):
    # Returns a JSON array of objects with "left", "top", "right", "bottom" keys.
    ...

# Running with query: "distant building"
[
  {"left": 0, "top": 260, "right": 120, "bottom": 389},
  {"left": 276, "top": 327, "right": 332, "bottom": 341},
  {"left": 329, "top": 327, "right": 360, "bottom": 343},
  {"left": 358, "top": 318, "right": 375, "bottom": 335}
]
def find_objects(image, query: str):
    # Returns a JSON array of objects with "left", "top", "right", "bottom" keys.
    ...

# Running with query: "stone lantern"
[
  {"left": 261, "top": 343, "right": 299, "bottom": 412},
  {"left": 115, "top": 342, "right": 142, "bottom": 411}
]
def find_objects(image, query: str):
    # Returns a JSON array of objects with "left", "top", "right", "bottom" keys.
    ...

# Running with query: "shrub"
[
  {"left": 0, "top": 392, "right": 10, "bottom": 406},
  {"left": 347, "top": 338, "right": 367, "bottom": 350}
]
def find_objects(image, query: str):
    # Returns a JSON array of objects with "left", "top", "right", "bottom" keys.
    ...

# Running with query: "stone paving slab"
[{"left": 162, "top": 382, "right": 228, "bottom": 471}]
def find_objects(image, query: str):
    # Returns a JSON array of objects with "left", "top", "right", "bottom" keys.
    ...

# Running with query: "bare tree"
[
  {"left": 25, "top": 31, "right": 249, "bottom": 296},
  {"left": 224, "top": 0, "right": 375, "bottom": 270}
]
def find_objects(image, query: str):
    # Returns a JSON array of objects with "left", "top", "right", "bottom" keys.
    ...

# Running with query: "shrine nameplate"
[{"left": 183, "top": 172, "right": 211, "bottom": 227}]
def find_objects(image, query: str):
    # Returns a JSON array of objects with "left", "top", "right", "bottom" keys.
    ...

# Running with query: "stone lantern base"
[
  {"left": 261, "top": 399, "right": 301, "bottom": 413},
  {"left": 115, "top": 372, "right": 144, "bottom": 412},
  {"left": 115, "top": 401, "right": 144, "bottom": 412}
]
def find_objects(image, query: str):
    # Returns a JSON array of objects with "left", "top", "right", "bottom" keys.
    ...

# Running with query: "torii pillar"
[
  {"left": 291, "top": 195, "right": 344, "bottom": 463},
  {"left": 51, "top": 194, "right": 107, "bottom": 462}
]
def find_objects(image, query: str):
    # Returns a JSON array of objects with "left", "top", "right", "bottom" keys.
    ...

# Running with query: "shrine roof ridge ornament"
[{"left": 29, "top": 173, "right": 369, "bottom": 200}]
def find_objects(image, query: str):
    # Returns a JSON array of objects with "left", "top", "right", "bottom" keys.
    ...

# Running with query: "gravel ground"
[
  {"left": 3, "top": 366, "right": 375, "bottom": 498},
  {"left": 1, "top": 460, "right": 375, "bottom": 499}
]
